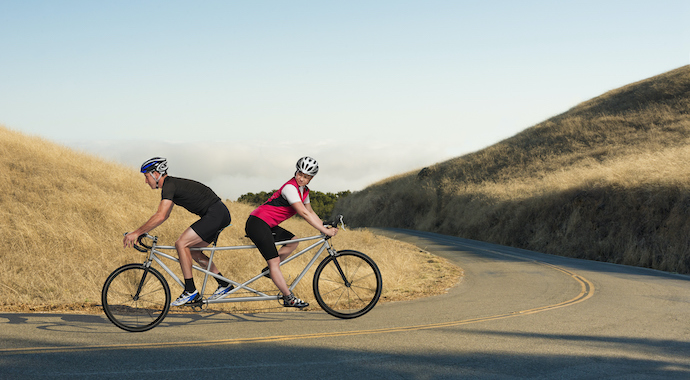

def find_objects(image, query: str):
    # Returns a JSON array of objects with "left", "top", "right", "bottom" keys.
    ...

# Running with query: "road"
[{"left": 1, "top": 228, "right": 689, "bottom": 379}]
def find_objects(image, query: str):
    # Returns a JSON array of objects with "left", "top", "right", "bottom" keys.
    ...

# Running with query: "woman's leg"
[
  {"left": 267, "top": 256, "right": 291, "bottom": 296},
  {"left": 277, "top": 238, "right": 298, "bottom": 262}
]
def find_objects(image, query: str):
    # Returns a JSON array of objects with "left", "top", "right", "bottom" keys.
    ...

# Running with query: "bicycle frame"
[
  {"left": 104, "top": 215, "right": 380, "bottom": 332},
  {"left": 139, "top": 233, "right": 336, "bottom": 305}
]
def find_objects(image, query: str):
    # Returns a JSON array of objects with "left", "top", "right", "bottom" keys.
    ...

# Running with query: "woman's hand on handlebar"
[
  {"left": 321, "top": 215, "right": 343, "bottom": 237},
  {"left": 323, "top": 226, "right": 338, "bottom": 237}
]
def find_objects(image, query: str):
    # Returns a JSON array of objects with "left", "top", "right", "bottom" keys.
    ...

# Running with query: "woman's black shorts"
[
  {"left": 245, "top": 215, "right": 295, "bottom": 260},
  {"left": 190, "top": 201, "right": 232, "bottom": 244}
]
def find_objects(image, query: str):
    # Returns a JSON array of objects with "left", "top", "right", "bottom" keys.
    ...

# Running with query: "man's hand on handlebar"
[
  {"left": 123, "top": 232, "right": 151, "bottom": 252},
  {"left": 123, "top": 232, "right": 142, "bottom": 249}
]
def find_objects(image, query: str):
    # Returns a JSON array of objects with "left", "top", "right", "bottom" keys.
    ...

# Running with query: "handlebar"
[
  {"left": 124, "top": 233, "right": 154, "bottom": 252},
  {"left": 324, "top": 214, "right": 346, "bottom": 231},
  {"left": 137, "top": 234, "right": 153, "bottom": 250}
]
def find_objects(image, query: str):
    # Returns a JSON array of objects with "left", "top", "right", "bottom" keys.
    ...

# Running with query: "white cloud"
[{"left": 64, "top": 139, "right": 458, "bottom": 200}]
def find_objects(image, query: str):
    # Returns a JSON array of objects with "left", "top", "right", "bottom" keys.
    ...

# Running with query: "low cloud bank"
[{"left": 66, "top": 139, "right": 461, "bottom": 200}]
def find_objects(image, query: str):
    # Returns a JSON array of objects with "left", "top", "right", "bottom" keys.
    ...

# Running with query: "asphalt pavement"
[{"left": 1, "top": 228, "right": 688, "bottom": 379}]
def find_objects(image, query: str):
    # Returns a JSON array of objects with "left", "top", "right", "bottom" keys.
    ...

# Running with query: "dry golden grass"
[
  {"left": 335, "top": 65, "right": 690, "bottom": 274},
  {"left": 0, "top": 126, "right": 460, "bottom": 314}
]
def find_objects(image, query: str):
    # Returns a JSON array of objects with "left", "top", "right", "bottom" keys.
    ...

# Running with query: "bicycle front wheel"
[
  {"left": 313, "top": 250, "right": 382, "bottom": 319},
  {"left": 102, "top": 263, "right": 171, "bottom": 332}
]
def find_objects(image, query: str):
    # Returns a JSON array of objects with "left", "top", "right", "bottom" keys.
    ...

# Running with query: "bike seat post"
[
  {"left": 207, "top": 244, "right": 216, "bottom": 271},
  {"left": 207, "top": 228, "right": 223, "bottom": 271},
  {"left": 200, "top": 245, "right": 216, "bottom": 296}
]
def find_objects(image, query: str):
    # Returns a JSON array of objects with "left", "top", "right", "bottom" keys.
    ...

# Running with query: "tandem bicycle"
[{"left": 101, "top": 216, "right": 383, "bottom": 332}]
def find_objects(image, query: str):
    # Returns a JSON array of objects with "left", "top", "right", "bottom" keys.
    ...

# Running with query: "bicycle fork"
[
  {"left": 132, "top": 260, "right": 155, "bottom": 301},
  {"left": 327, "top": 247, "right": 352, "bottom": 288}
]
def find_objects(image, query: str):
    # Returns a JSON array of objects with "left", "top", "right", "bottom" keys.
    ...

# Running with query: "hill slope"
[
  {"left": 334, "top": 65, "right": 690, "bottom": 274},
  {"left": 0, "top": 127, "right": 458, "bottom": 311}
]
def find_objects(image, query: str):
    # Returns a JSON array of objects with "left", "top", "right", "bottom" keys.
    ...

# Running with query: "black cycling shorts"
[
  {"left": 190, "top": 201, "right": 231, "bottom": 244},
  {"left": 245, "top": 215, "right": 295, "bottom": 261}
]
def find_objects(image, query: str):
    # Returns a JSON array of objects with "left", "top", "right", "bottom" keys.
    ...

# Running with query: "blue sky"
[{"left": 1, "top": 1, "right": 688, "bottom": 199}]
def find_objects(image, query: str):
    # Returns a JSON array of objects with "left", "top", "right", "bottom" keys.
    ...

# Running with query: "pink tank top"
[{"left": 250, "top": 178, "right": 310, "bottom": 228}]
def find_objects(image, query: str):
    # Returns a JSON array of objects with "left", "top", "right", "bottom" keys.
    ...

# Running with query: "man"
[{"left": 123, "top": 157, "right": 233, "bottom": 306}]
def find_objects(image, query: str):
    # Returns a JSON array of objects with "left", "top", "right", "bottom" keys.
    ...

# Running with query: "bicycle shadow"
[
  {"left": 0, "top": 309, "right": 334, "bottom": 333},
  {"left": 158, "top": 308, "right": 337, "bottom": 329}
]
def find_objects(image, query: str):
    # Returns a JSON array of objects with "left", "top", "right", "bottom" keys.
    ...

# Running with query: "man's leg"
[
  {"left": 178, "top": 227, "right": 231, "bottom": 297},
  {"left": 189, "top": 242, "right": 223, "bottom": 274},
  {"left": 170, "top": 228, "right": 207, "bottom": 305},
  {"left": 175, "top": 227, "right": 206, "bottom": 279}
]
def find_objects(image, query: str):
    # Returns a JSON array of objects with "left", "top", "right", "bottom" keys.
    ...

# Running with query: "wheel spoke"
[
  {"left": 102, "top": 264, "right": 170, "bottom": 332},
  {"left": 313, "top": 251, "right": 382, "bottom": 319}
]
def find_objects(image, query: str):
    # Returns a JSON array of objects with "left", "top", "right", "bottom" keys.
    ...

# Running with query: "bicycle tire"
[
  {"left": 102, "top": 263, "right": 171, "bottom": 332},
  {"left": 313, "top": 250, "right": 382, "bottom": 319}
]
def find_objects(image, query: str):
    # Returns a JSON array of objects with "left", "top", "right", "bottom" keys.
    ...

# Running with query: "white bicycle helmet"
[
  {"left": 296, "top": 156, "right": 319, "bottom": 176},
  {"left": 140, "top": 157, "right": 168, "bottom": 174}
]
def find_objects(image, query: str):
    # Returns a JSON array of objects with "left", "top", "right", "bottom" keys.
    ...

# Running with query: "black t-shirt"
[{"left": 160, "top": 176, "right": 221, "bottom": 216}]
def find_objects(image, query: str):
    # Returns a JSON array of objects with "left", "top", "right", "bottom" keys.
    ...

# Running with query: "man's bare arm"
[{"left": 123, "top": 200, "right": 174, "bottom": 247}]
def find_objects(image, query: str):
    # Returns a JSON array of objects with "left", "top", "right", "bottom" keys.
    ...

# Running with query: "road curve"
[{"left": 1, "top": 228, "right": 689, "bottom": 379}]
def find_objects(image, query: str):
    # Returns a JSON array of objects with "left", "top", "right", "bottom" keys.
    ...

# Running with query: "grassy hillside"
[
  {"left": 334, "top": 65, "right": 690, "bottom": 274},
  {"left": 0, "top": 127, "right": 459, "bottom": 312}
]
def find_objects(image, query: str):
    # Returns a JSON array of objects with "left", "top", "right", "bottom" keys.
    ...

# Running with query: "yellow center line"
[
  {"left": 3, "top": 238, "right": 596, "bottom": 356},
  {"left": 0, "top": 259, "right": 595, "bottom": 356}
]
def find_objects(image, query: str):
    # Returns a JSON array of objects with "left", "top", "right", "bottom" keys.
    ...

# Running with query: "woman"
[{"left": 245, "top": 156, "right": 337, "bottom": 307}]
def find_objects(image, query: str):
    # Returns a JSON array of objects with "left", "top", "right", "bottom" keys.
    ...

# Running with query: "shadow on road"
[
  {"left": 2, "top": 328, "right": 689, "bottom": 379},
  {"left": 0, "top": 309, "right": 329, "bottom": 332}
]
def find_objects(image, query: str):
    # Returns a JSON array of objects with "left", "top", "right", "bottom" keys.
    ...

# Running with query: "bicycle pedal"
[
  {"left": 190, "top": 304, "right": 205, "bottom": 312},
  {"left": 185, "top": 297, "right": 204, "bottom": 307},
  {"left": 188, "top": 299, "right": 205, "bottom": 311}
]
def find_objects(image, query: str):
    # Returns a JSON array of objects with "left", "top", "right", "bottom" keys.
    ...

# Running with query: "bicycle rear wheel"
[
  {"left": 313, "top": 250, "right": 382, "bottom": 319},
  {"left": 102, "top": 263, "right": 171, "bottom": 332}
]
